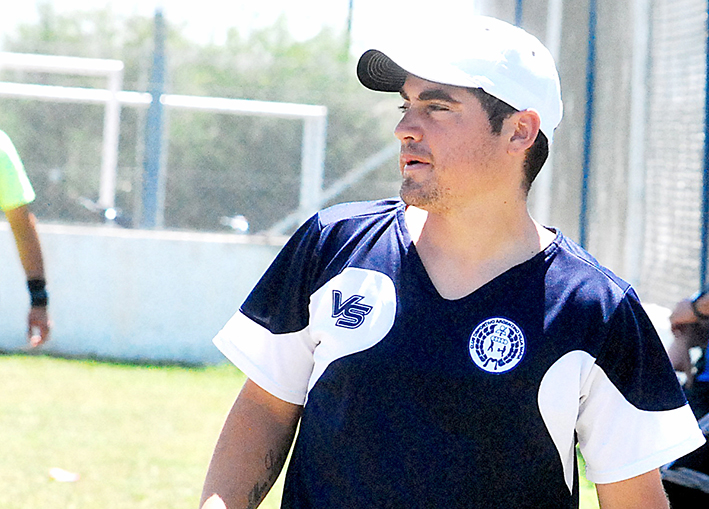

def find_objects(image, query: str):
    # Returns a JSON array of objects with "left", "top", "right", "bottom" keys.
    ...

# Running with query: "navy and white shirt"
[{"left": 214, "top": 199, "right": 704, "bottom": 509}]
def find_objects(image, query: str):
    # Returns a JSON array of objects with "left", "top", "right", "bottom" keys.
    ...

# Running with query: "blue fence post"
[
  {"left": 141, "top": 9, "right": 166, "bottom": 229},
  {"left": 701, "top": 1, "right": 709, "bottom": 289},
  {"left": 515, "top": 0, "right": 524, "bottom": 27},
  {"left": 580, "top": 0, "right": 598, "bottom": 248}
]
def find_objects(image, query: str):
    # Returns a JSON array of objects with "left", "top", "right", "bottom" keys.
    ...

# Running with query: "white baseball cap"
[{"left": 356, "top": 16, "right": 563, "bottom": 141}]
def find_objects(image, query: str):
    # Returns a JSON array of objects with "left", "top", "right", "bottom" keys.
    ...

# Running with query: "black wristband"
[
  {"left": 27, "top": 279, "right": 48, "bottom": 307},
  {"left": 691, "top": 290, "right": 709, "bottom": 320}
]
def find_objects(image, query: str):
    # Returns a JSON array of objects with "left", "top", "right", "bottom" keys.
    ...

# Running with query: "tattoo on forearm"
[
  {"left": 246, "top": 480, "right": 268, "bottom": 509},
  {"left": 245, "top": 448, "right": 288, "bottom": 509}
]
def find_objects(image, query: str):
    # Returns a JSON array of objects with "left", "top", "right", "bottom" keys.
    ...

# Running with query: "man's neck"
[{"left": 405, "top": 202, "right": 555, "bottom": 300}]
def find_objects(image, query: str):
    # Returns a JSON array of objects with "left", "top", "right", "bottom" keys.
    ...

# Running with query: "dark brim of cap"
[{"left": 357, "top": 49, "right": 408, "bottom": 92}]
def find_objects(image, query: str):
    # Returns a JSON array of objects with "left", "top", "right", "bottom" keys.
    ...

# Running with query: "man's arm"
[
  {"left": 595, "top": 469, "right": 669, "bottom": 509},
  {"left": 5, "top": 204, "right": 50, "bottom": 346},
  {"left": 667, "top": 292, "right": 709, "bottom": 379},
  {"left": 669, "top": 290, "right": 709, "bottom": 333},
  {"left": 200, "top": 379, "right": 302, "bottom": 509}
]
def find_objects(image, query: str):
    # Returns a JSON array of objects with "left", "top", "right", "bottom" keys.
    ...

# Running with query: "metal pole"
[
  {"left": 347, "top": 0, "right": 354, "bottom": 54},
  {"left": 701, "top": 0, "right": 709, "bottom": 289},
  {"left": 98, "top": 66, "right": 123, "bottom": 212},
  {"left": 624, "top": 0, "right": 650, "bottom": 287},
  {"left": 515, "top": 0, "right": 524, "bottom": 27},
  {"left": 141, "top": 9, "right": 166, "bottom": 229},
  {"left": 580, "top": 0, "right": 598, "bottom": 248}
]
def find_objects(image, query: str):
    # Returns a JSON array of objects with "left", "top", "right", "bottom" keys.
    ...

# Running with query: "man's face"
[{"left": 395, "top": 75, "right": 512, "bottom": 213}]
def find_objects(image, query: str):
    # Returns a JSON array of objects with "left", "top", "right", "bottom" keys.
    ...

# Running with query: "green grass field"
[{"left": 0, "top": 353, "right": 599, "bottom": 508}]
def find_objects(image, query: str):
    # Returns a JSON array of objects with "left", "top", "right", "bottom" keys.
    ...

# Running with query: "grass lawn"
[{"left": 0, "top": 353, "right": 599, "bottom": 508}]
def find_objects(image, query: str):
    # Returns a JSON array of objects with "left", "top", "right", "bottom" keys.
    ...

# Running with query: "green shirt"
[{"left": 0, "top": 130, "right": 35, "bottom": 211}]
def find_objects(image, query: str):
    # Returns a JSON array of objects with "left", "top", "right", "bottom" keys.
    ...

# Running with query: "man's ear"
[{"left": 507, "top": 110, "right": 541, "bottom": 154}]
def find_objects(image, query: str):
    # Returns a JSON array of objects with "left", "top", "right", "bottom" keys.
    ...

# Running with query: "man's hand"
[
  {"left": 670, "top": 298, "right": 698, "bottom": 331},
  {"left": 28, "top": 305, "right": 50, "bottom": 347},
  {"left": 667, "top": 298, "right": 709, "bottom": 377},
  {"left": 200, "top": 494, "right": 227, "bottom": 509}
]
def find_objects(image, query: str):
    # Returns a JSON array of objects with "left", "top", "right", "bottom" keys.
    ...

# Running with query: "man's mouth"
[{"left": 400, "top": 153, "right": 431, "bottom": 170}]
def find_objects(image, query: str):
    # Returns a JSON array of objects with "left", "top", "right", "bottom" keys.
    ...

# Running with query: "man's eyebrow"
[{"left": 399, "top": 88, "right": 462, "bottom": 104}]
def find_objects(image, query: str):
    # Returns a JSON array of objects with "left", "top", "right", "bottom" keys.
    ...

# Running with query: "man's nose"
[{"left": 394, "top": 111, "right": 423, "bottom": 142}]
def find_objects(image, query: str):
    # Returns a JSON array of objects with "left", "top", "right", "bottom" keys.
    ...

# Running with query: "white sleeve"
[
  {"left": 213, "top": 311, "right": 317, "bottom": 405},
  {"left": 577, "top": 362, "right": 706, "bottom": 484}
]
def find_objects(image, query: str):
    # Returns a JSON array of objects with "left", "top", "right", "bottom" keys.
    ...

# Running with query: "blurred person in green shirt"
[{"left": 0, "top": 130, "right": 50, "bottom": 347}]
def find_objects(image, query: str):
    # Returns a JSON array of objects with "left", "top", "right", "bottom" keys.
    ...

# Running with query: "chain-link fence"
[
  {"left": 640, "top": 0, "right": 707, "bottom": 307},
  {"left": 0, "top": 12, "right": 402, "bottom": 235},
  {"left": 525, "top": 0, "right": 709, "bottom": 308},
  {"left": 3, "top": 1, "right": 709, "bottom": 309}
]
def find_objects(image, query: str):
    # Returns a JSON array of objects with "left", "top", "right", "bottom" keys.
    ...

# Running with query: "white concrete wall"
[
  {"left": 1, "top": 221, "right": 677, "bottom": 365},
  {"left": 0, "top": 222, "right": 285, "bottom": 364}
]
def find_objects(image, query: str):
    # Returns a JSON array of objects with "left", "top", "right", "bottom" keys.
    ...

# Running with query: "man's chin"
[{"left": 400, "top": 182, "right": 436, "bottom": 208}]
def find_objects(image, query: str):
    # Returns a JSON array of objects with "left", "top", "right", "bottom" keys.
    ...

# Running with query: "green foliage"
[{"left": 1, "top": 7, "right": 400, "bottom": 232}]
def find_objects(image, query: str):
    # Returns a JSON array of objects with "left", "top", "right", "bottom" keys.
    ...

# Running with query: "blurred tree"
[{"left": 0, "top": 7, "right": 400, "bottom": 232}]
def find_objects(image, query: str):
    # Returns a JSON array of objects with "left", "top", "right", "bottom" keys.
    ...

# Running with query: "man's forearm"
[
  {"left": 595, "top": 469, "right": 669, "bottom": 509},
  {"left": 200, "top": 379, "right": 302, "bottom": 509},
  {"left": 5, "top": 205, "right": 45, "bottom": 280},
  {"left": 202, "top": 445, "right": 290, "bottom": 509}
]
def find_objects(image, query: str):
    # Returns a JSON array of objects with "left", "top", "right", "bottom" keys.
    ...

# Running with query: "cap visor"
[{"left": 357, "top": 50, "right": 408, "bottom": 92}]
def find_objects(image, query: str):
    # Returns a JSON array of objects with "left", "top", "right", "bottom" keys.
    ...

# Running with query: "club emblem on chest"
[{"left": 469, "top": 317, "right": 526, "bottom": 374}]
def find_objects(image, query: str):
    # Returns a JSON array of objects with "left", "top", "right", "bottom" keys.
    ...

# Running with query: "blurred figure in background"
[
  {"left": 661, "top": 292, "right": 709, "bottom": 505},
  {"left": 0, "top": 130, "right": 50, "bottom": 347},
  {"left": 669, "top": 290, "right": 709, "bottom": 417}
]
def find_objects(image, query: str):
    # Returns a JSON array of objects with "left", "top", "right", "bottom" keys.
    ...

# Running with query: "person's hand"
[
  {"left": 201, "top": 494, "right": 227, "bottom": 509},
  {"left": 27, "top": 305, "right": 50, "bottom": 347},
  {"left": 669, "top": 298, "right": 700, "bottom": 333},
  {"left": 668, "top": 298, "right": 709, "bottom": 379}
]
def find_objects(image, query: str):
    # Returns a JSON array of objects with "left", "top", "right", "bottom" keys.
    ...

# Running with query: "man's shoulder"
[
  {"left": 0, "top": 131, "right": 35, "bottom": 210},
  {"left": 283, "top": 198, "right": 404, "bottom": 266},
  {"left": 0, "top": 130, "right": 18, "bottom": 173},
  {"left": 316, "top": 198, "right": 403, "bottom": 228},
  {"left": 545, "top": 232, "right": 637, "bottom": 325},
  {"left": 553, "top": 232, "right": 632, "bottom": 295}
]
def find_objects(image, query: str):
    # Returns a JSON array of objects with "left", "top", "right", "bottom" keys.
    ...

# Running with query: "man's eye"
[
  {"left": 428, "top": 104, "right": 449, "bottom": 111},
  {"left": 398, "top": 104, "right": 409, "bottom": 113}
]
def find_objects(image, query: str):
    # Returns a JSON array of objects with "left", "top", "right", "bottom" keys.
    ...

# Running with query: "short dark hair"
[{"left": 468, "top": 88, "right": 549, "bottom": 194}]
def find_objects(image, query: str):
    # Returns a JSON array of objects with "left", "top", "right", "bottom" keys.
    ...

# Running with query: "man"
[
  {"left": 661, "top": 291, "right": 709, "bottom": 506},
  {"left": 1, "top": 130, "right": 50, "bottom": 347},
  {"left": 668, "top": 289, "right": 709, "bottom": 417},
  {"left": 201, "top": 17, "right": 705, "bottom": 509}
]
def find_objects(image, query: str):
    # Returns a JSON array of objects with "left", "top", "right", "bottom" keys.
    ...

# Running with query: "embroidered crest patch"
[{"left": 469, "top": 317, "right": 526, "bottom": 374}]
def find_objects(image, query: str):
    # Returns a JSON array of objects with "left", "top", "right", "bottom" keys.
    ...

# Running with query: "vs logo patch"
[
  {"left": 332, "top": 290, "right": 372, "bottom": 329},
  {"left": 469, "top": 317, "right": 526, "bottom": 374}
]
